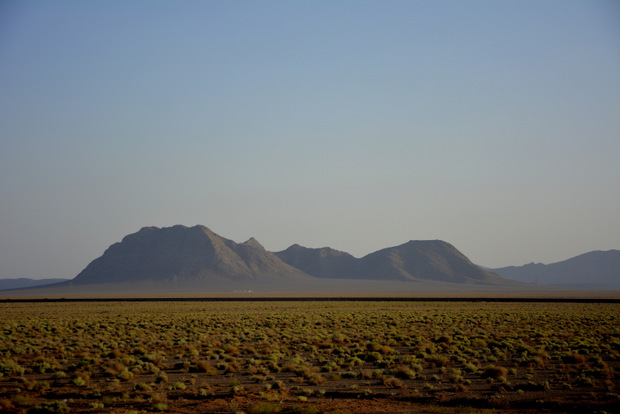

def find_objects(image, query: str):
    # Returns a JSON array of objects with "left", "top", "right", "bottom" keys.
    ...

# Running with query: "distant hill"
[
  {"left": 359, "top": 240, "right": 503, "bottom": 283},
  {"left": 70, "top": 225, "right": 310, "bottom": 287},
  {"left": 274, "top": 244, "right": 359, "bottom": 278},
  {"left": 0, "top": 278, "right": 70, "bottom": 291},
  {"left": 276, "top": 240, "right": 504, "bottom": 284},
  {"left": 490, "top": 250, "right": 620, "bottom": 288}
]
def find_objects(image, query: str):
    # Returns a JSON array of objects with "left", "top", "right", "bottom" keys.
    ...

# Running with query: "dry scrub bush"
[
  {"left": 561, "top": 353, "right": 587, "bottom": 364},
  {"left": 482, "top": 365, "right": 508, "bottom": 379},
  {"left": 382, "top": 376, "right": 404, "bottom": 388}
]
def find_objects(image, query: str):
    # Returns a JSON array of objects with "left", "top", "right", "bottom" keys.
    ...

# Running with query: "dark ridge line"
[{"left": 1, "top": 297, "right": 619, "bottom": 303}]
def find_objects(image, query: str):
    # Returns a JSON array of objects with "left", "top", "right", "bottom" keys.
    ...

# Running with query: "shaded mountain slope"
[
  {"left": 71, "top": 225, "right": 310, "bottom": 285},
  {"left": 491, "top": 250, "right": 620, "bottom": 288}
]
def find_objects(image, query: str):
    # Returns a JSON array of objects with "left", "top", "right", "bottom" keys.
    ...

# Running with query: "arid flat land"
[
  {"left": 1, "top": 301, "right": 618, "bottom": 413},
  {"left": 2, "top": 287, "right": 619, "bottom": 300}
]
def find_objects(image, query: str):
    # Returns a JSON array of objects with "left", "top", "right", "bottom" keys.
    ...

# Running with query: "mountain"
[
  {"left": 490, "top": 250, "right": 620, "bottom": 288},
  {"left": 276, "top": 240, "right": 504, "bottom": 284},
  {"left": 71, "top": 225, "right": 310, "bottom": 286},
  {"left": 274, "top": 244, "right": 359, "bottom": 278},
  {"left": 358, "top": 240, "right": 503, "bottom": 283},
  {"left": 0, "top": 278, "right": 70, "bottom": 291}
]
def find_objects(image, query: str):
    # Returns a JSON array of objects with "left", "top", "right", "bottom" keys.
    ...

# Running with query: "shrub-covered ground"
[{"left": 0, "top": 301, "right": 618, "bottom": 413}]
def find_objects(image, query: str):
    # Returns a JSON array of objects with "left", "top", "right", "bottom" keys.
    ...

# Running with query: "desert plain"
[{"left": 1, "top": 299, "right": 619, "bottom": 413}]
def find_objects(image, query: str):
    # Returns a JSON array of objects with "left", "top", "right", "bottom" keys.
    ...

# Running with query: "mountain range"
[
  {"left": 274, "top": 241, "right": 500, "bottom": 283},
  {"left": 63, "top": 225, "right": 505, "bottom": 291},
  {"left": 489, "top": 250, "right": 620, "bottom": 288},
  {"left": 1, "top": 225, "right": 617, "bottom": 294}
]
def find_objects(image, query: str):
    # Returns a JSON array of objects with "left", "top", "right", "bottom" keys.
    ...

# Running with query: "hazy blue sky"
[{"left": 1, "top": 0, "right": 619, "bottom": 279}]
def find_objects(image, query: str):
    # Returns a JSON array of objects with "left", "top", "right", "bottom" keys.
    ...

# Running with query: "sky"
[{"left": 1, "top": 0, "right": 619, "bottom": 279}]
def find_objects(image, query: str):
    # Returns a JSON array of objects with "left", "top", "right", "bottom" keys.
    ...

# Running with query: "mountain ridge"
[
  {"left": 275, "top": 240, "right": 502, "bottom": 283},
  {"left": 490, "top": 250, "right": 620, "bottom": 288}
]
